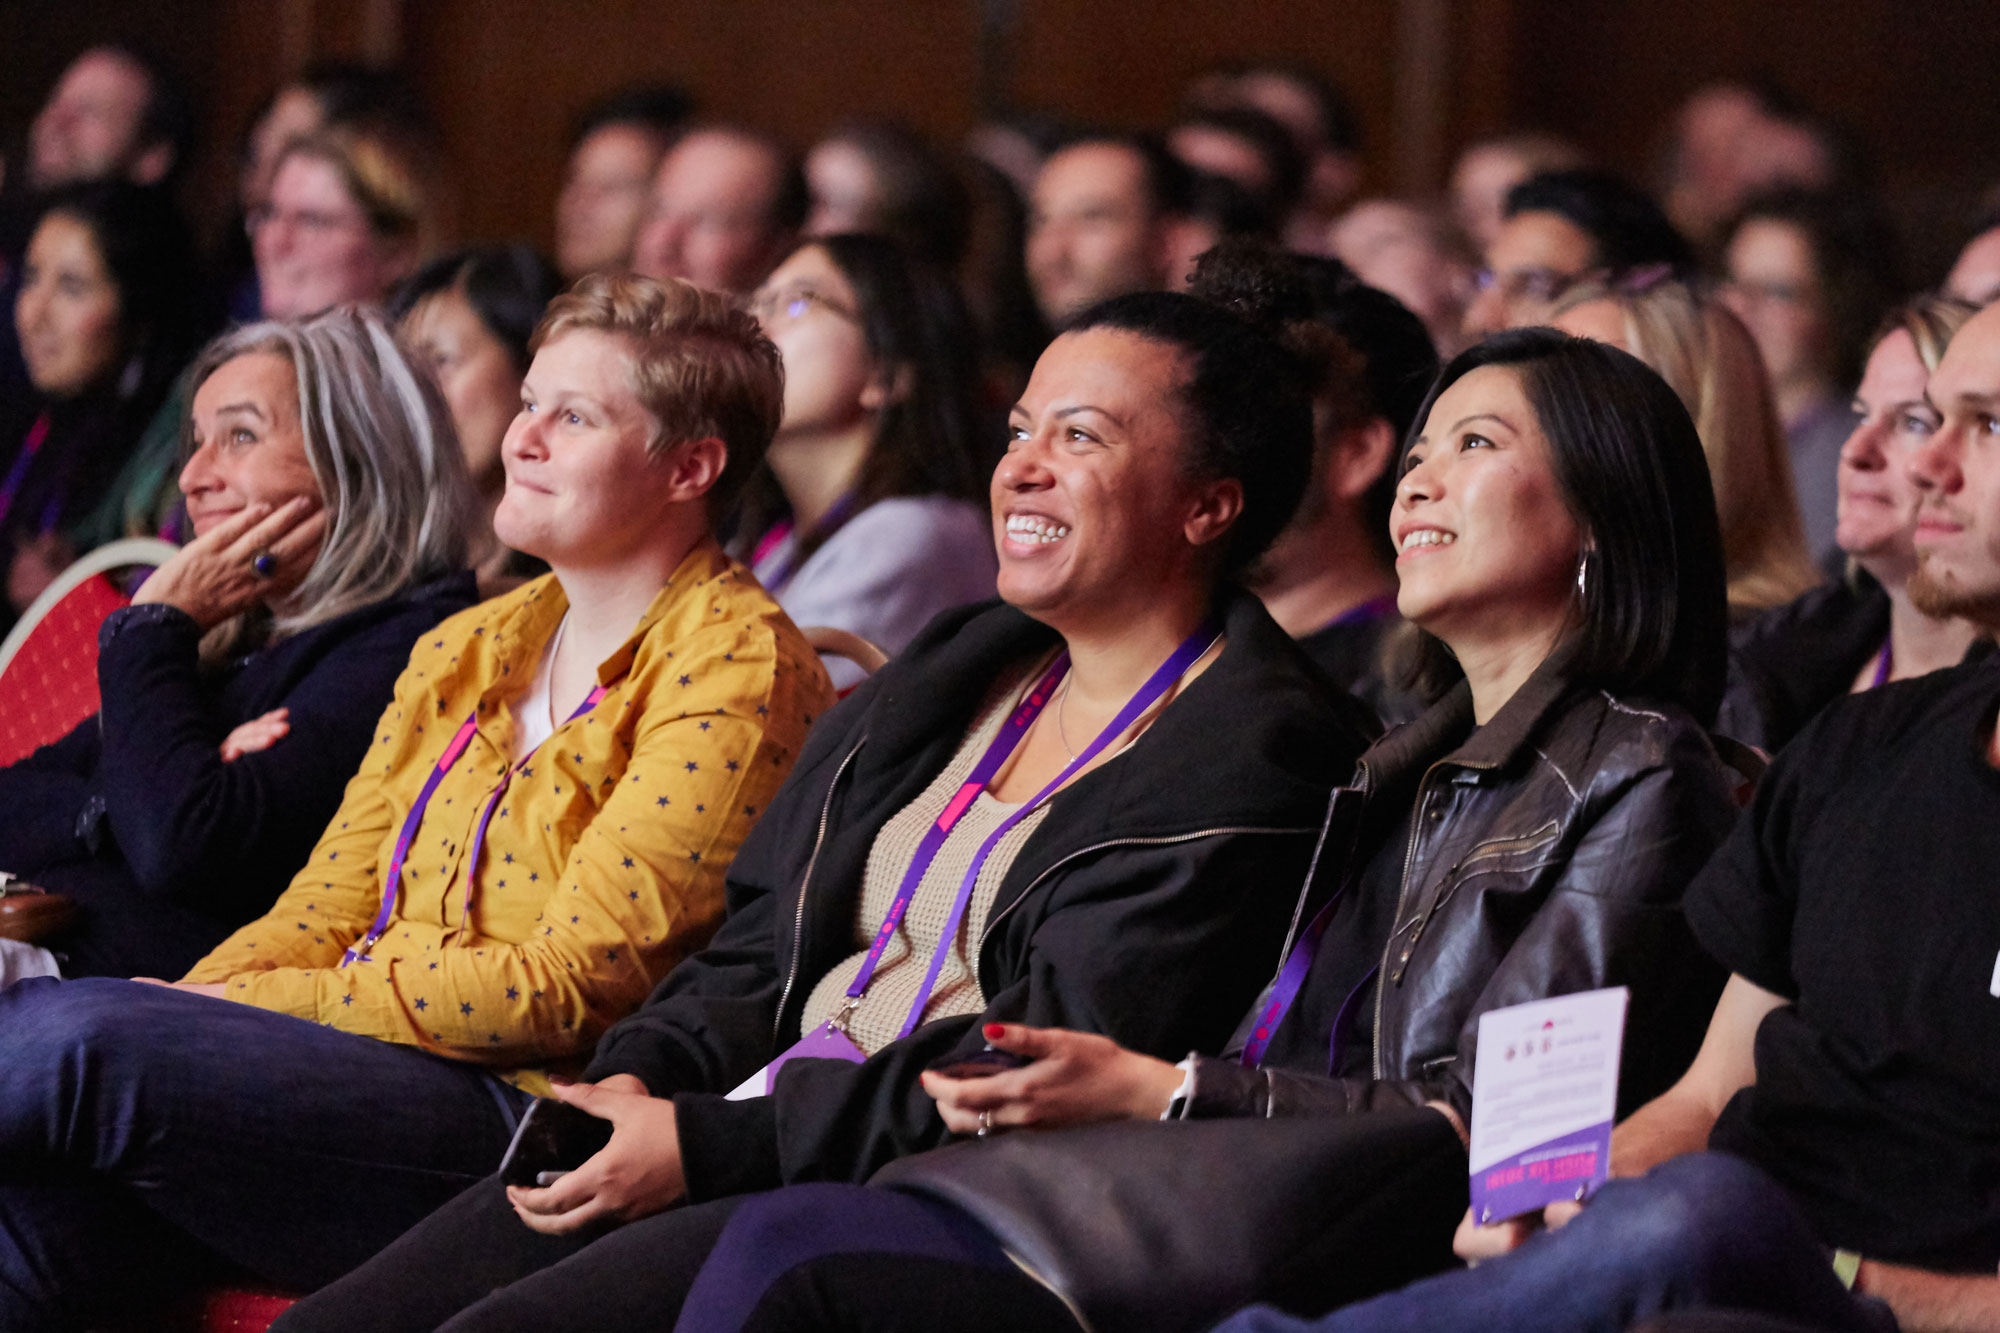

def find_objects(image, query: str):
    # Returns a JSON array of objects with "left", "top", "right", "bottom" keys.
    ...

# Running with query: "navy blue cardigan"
[{"left": 0, "top": 571, "right": 477, "bottom": 976}]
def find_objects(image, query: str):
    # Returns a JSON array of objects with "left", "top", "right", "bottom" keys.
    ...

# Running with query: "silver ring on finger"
[
  {"left": 250, "top": 550, "right": 277, "bottom": 578},
  {"left": 977, "top": 1109, "right": 993, "bottom": 1138}
]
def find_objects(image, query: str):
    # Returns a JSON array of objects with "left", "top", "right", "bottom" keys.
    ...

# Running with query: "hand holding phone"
[
  {"left": 923, "top": 1043, "right": 1034, "bottom": 1080},
  {"left": 498, "top": 1096, "right": 615, "bottom": 1188}
]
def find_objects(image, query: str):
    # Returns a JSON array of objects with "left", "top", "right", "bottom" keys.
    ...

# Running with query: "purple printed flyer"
[{"left": 1467, "top": 987, "right": 1628, "bottom": 1224}]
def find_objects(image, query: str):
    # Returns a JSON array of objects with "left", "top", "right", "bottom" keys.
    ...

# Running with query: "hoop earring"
[{"left": 1575, "top": 553, "right": 1590, "bottom": 604}]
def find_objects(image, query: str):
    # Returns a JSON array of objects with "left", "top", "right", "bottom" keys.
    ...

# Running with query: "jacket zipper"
[
  {"left": 970, "top": 825, "right": 1314, "bottom": 997},
  {"left": 771, "top": 738, "right": 867, "bottom": 1044},
  {"left": 1370, "top": 756, "right": 1505, "bottom": 1079},
  {"left": 1373, "top": 759, "right": 1445, "bottom": 1080}
]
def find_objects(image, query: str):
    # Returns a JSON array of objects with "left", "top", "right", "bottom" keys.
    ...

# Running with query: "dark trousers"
[
  {"left": 675, "top": 1183, "right": 1083, "bottom": 1333},
  {"left": 271, "top": 1176, "right": 752, "bottom": 1332},
  {"left": 0, "top": 976, "right": 530, "bottom": 1331},
  {"left": 1214, "top": 1153, "right": 1900, "bottom": 1333}
]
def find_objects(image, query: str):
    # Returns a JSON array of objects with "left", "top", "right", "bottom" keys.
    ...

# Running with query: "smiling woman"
[
  {"left": 739, "top": 234, "right": 994, "bottom": 688},
  {"left": 0, "top": 306, "right": 479, "bottom": 985}
]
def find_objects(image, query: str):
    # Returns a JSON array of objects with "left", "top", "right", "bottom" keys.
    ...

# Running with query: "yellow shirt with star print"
[{"left": 183, "top": 540, "right": 833, "bottom": 1092}]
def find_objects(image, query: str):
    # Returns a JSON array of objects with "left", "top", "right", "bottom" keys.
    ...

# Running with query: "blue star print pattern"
[{"left": 183, "top": 543, "right": 833, "bottom": 1093}]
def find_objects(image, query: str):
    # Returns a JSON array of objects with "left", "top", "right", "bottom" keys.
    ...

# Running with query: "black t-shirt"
[
  {"left": 1260, "top": 803, "right": 1414, "bottom": 1079},
  {"left": 1686, "top": 656, "right": 2000, "bottom": 1271}
]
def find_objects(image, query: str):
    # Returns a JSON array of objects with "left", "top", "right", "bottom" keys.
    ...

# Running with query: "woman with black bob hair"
[
  {"left": 393, "top": 243, "right": 562, "bottom": 595},
  {"left": 741, "top": 232, "right": 996, "bottom": 685},
  {"left": 274, "top": 288, "right": 1380, "bottom": 1330},
  {"left": 648, "top": 327, "right": 1745, "bottom": 1333}
]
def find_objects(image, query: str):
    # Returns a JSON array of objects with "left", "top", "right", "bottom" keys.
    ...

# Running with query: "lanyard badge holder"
[
  {"left": 342, "top": 684, "right": 608, "bottom": 967},
  {"left": 727, "top": 620, "right": 1223, "bottom": 1100}
]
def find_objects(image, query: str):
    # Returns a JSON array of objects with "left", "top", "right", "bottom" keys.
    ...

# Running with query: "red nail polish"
[{"left": 984, "top": 1023, "right": 1006, "bottom": 1041}]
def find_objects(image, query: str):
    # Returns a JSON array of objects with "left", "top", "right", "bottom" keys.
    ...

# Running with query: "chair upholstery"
[{"left": 0, "top": 538, "right": 179, "bottom": 768}]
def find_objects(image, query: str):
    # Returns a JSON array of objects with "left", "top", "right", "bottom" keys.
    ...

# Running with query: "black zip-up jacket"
[
  {"left": 0, "top": 571, "right": 477, "bottom": 976},
  {"left": 1181, "top": 661, "right": 1738, "bottom": 1125},
  {"left": 583, "top": 589, "right": 1378, "bottom": 1198}
]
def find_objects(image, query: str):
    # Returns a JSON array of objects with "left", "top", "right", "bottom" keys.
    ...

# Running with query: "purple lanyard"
[
  {"left": 753, "top": 491, "right": 858, "bottom": 594},
  {"left": 845, "top": 619, "right": 1222, "bottom": 1041},
  {"left": 1869, "top": 639, "right": 1893, "bottom": 689},
  {"left": 1238, "top": 891, "right": 1344, "bottom": 1069},
  {"left": 341, "top": 683, "right": 608, "bottom": 966},
  {"left": 1237, "top": 788, "right": 1369, "bottom": 1071},
  {"left": 0, "top": 413, "right": 51, "bottom": 531}
]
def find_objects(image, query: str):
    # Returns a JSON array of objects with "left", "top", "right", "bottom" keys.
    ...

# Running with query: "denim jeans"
[
  {"left": 0, "top": 976, "right": 531, "bottom": 1331},
  {"left": 1215, "top": 1153, "right": 1900, "bottom": 1333}
]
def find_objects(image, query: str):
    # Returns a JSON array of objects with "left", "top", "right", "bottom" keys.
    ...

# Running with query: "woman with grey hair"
[{"left": 0, "top": 305, "right": 480, "bottom": 984}]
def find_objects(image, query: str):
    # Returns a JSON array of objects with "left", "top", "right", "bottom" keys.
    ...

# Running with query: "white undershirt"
[{"left": 511, "top": 613, "right": 566, "bottom": 763}]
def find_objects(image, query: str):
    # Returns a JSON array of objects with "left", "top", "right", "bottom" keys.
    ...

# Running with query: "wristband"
[
  {"left": 1832, "top": 1249, "right": 1863, "bottom": 1290},
  {"left": 1159, "top": 1055, "right": 1197, "bottom": 1120}
]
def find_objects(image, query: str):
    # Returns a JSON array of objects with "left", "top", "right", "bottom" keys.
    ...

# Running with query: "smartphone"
[
  {"left": 497, "top": 1097, "right": 615, "bottom": 1188},
  {"left": 923, "top": 1044, "right": 1033, "bottom": 1080}
]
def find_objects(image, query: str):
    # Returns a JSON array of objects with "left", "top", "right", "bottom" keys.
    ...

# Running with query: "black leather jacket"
[{"left": 1182, "top": 661, "right": 1738, "bottom": 1125}]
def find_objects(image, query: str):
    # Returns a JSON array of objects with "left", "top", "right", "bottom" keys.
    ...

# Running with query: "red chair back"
[{"left": 0, "top": 572, "right": 129, "bottom": 766}]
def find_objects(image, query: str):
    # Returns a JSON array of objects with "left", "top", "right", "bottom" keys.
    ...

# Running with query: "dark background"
[{"left": 3, "top": 0, "right": 1996, "bottom": 279}]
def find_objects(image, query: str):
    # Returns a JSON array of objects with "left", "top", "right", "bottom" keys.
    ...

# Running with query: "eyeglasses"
[
  {"left": 244, "top": 205, "right": 370, "bottom": 241},
  {"left": 1473, "top": 265, "right": 1600, "bottom": 307},
  {"left": 747, "top": 284, "right": 859, "bottom": 326}
]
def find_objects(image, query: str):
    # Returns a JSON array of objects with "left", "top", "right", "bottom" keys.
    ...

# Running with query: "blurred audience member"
[
  {"left": 1660, "top": 82, "right": 1839, "bottom": 247},
  {"left": 1943, "top": 209, "right": 2000, "bottom": 307},
  {"left": 0, "top": 308, "right": 479, "bottom": 985},
  {"left": 1727, "top": 297, "right": 1982, "bottom": 750},
  {"left": 1167, "top": 107, "right": 1304, "bottom": 234},
  {"left": 1464, "top": 168, "right": 1693, "bottom": 337},
  {"left": 1160, "top": 171, "right": 1278, "bottom": 293},
  {"left": 1026, "top": 133, "right": 1193, "bottom": 326},
  {"left": 962, "top": 110, "right": 1070, "bottom": 200},
  {"left": 1182, "top": 63, "right": 1365, "bottom": 250},
  {"left": 744, "top": 235, "right": 994, "bottom": 686},
  {"left": 1448, "top": 131, "right": 1585, "bottom": 254},
  {"left": 1194, "top": 240, "right": 1440, "bottom": 723},
  {"left": 253, "top": 125, "right": 437, "bottom": 321},
  {"left": 958, "top": 156, "right": 1051, "bottom": 398},
  {"left": 224, "top": 62, "right": 436, "bottom": 322},
  {"left": 554, "top": 85, "right": 692, "bottom": 281},
  {"left": 804, "top": 121, "right": 971, "bottom": 267},
  {"left": 3, "top": 185, "right": 202, "bottom": 617},
  {"left": 1719, "top": 189, "right": 1898, "bottom": 562},
  {"left": 1328, "top": 199, "right": 1476, "bottom": 357},
  {"left": 25, "top": 45, "right": 193, "bottom": 192},
  {"left": 632, "top": 125, "right": 805, "bottom": 296},
  {"left": 394, "top": 244, "right": 562, "bottom": 597},
  {"left": 1555, "top": 278, "right": 1820, "bottom": 613}
]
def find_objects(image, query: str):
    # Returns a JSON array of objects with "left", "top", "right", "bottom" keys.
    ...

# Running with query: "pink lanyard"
[
  {"left": 341, "top": 683, "right": 607, "bottom": 966},
  {"left": 752, "top": 492, "right": 858, "bottom": 594}
]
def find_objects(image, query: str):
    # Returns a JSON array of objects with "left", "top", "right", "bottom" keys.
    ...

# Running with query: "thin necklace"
[
  {"left": 1054, "top": 674, "right": 1078, "bottom": 759},
  {"left": 545, "top": 613, "right": 570, "bottom": 732}
]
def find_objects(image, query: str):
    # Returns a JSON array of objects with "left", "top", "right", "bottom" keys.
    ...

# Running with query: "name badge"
[{"left": 725, "top": 1021, "right": 866, "bottom": 1100}]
